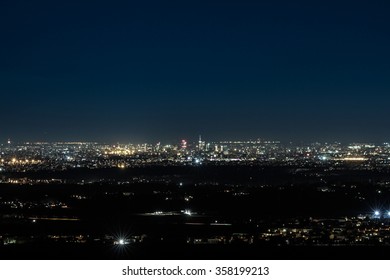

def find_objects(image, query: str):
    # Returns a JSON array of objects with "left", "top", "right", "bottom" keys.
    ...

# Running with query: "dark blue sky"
[{"left": 1, "top": 0, "right": 390, "bottom": 143}]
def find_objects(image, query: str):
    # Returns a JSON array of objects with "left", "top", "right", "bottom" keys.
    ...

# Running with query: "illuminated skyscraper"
[
  {"left": 181, "top": 140, "right": 187, "bottom": 150},
  {"left": 198, "top": 135, "right": 205, "bottom": 151}
]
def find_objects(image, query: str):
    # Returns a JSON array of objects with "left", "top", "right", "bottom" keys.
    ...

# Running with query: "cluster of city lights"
[
  {"left": 2, "top": 158, "right": 41, "bottom": 165},
  {"left": 373, "top": 210, "right": 390, "bottom": 218},
  {"left": 114, "top": 238, "right": 130, "bottom": 246}
]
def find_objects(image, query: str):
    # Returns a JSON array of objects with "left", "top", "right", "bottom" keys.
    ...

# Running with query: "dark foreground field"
[
  {"left": 2, "top": 164, "right": 390, "bottom": 259},
  {"left": 2, "top": 243, "right": 390, "bottom": 260}
]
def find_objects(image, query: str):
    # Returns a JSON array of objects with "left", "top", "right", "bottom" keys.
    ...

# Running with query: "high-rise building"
[
  {"left": 181, "top": 140, "right": 187, "bottom": 150},
  {"left": 198, "top": 135, "right": 205, "bottom": 151}
]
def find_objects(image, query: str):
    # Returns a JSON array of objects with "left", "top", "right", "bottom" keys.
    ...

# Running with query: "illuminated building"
[{"left": 181, "top": 140, "right": 187, "bottom": 150}]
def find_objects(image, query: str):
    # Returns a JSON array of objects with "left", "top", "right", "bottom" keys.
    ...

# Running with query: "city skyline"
[
  {"left": 1, "top": 1, "right": 390, "bottom": 142},
  {"left": 3, "top": 136, "right": 390, "bottom": 146}
]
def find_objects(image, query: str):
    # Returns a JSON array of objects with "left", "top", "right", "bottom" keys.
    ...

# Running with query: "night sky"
[{"left": 1, "top": 0, "right": 390, "bottom": 143}]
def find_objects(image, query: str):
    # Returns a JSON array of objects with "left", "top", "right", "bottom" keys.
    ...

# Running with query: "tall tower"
[
  {"left": 198, "top": 135, "right": 205, "bottom": 151},
  {"left": 181, "top": 140, "right": 187, "bottom": 150}
]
